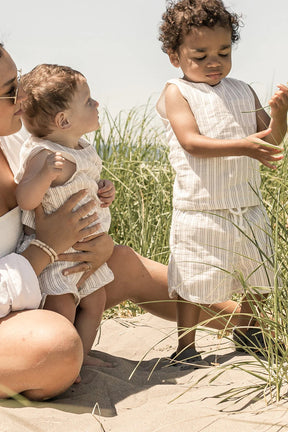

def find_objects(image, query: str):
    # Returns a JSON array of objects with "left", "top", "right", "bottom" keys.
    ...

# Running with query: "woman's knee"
[
  {"left": 110, "top": 244, "right": 135, "bottom": 261},
  {"left": 35, "top": 310, "right": 82, "bottom": 357},
  {"left": 15, "top": 310, "right": 83, "bottom": 400},
  {"left": 1, "top": 310, "right": 83, "bottom": 400},
  {"left": 108, "top": 245, "right": 143, "bottom": 276},
  {"left": 25, "top": 315, "right": 83, "bottom": 399}
]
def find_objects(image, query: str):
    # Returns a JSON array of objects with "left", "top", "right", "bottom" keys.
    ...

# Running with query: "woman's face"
[{"left": 0, "top": 48, "right": 23, "bottom": 136}]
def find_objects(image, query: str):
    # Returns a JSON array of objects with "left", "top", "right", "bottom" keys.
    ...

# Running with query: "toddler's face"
[
  {"left": 67, "top": 78, "right": 100, "bottom": 136},
  {"left": 169, "top": 25, "right": 232, "bottom": 86}
]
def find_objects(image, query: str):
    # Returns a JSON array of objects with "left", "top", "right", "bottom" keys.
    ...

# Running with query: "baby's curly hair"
[
  {"left": 21, "top": 64, "right": 85, "bottom": 138},
  {"left": 159, "top": 0, "right": 241, "bottom": 53}
]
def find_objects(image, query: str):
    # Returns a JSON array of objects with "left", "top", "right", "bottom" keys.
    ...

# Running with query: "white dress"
[
  {"left": 157, "top": 77, "right": 276, "bottom": 303},
  {"left": 0, "top": 132, "right": 41, "bottom": 317},
  {"left": 16, "top": 136, "right": 114, "bottom": 305}
]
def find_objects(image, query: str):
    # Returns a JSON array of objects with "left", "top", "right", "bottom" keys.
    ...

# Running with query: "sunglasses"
[{"left": 0, "top": 69, "right": 22, "bottom": 105}]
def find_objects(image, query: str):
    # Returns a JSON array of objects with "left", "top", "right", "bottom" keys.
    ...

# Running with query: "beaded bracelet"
[{"left": 30, "top": 239, "right": 58, "bottom": 264}]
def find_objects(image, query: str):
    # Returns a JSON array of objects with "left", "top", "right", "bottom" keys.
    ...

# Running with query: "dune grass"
[
  {"left": 94, "top": 104, "right": 173, "bottom": 263},
  {"left": 95, "top": 105, "right": 173, "bottom": 317},
  {"left": 94, "top": 104, "right": 288, "bottom": 402}
]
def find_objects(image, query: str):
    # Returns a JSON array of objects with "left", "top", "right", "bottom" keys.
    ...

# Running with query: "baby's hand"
[
  {"left": 44, "top": 151, "right": 64, "bottom": 181},
  {"left": 97, "top": 179, "right": 116, "bottom": 207},
  {"left": 244, "top": 128, "right": 283, "bottom": 169},
  {"left": 269, "top": 84, "right": 288, "bottom": 116}
]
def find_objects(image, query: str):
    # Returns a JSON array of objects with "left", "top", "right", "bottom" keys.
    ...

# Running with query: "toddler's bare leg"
[
  {"left": 238, "top": 293, "right": 267, "bottom": 331},
  {"left": 176, "top": 296, "right": 202, "bottom": 352},
  {"left": 76, "top": 288, "right": 113, "bottom": 367}
]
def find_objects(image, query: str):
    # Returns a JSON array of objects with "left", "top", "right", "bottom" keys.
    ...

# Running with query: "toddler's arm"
[
  {"left": 266, "top": 84, "right": 288, "bottom": 145},
  {"left": 165, "top": 84, "right": 283, "bottom": 169},
  {"left": 250, "top": 84, "right": 288, "bottom": 145},
  {"left": 16, "top": 150, "right": 65, "bottom": 210}
]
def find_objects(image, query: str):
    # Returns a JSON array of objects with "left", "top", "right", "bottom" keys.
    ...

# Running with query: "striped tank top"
[{"left": 158, "top": 77, "right": 261, "bottom": 210}]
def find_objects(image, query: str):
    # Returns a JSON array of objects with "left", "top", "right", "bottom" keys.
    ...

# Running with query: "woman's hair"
[
  {"left": 159, "top": 0, "right": 241, "bottom": 53},
  {"left": 22, "top": 64, "right": 85, "bottom": 137}
]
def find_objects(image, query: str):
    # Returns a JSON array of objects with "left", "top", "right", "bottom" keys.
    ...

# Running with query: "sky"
[{"left": 1, "top": 0, "right": 287, "bottom": 117}]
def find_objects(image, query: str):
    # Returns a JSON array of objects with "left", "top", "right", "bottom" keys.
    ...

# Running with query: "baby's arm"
[
  {"left": 16, "top": 150, "right": 65, "bottom": 210},
  {"left": 97, "top": 179, "right": 115, "bottom": 208},
  {"left": 165, "top": 84, "right": 283, "bottom": 169}
]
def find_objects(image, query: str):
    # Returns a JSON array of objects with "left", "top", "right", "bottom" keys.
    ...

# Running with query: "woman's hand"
[
  {"left": 34, "top": 189, "right": 100, "bottom": 254},
  {"left": 57, "top": 232, "right": 114, "bottom": 288}
]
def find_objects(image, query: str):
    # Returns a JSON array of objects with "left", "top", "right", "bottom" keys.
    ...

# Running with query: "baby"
[{"left": 16, "top": 64, "right": 115, "bottom": 368}]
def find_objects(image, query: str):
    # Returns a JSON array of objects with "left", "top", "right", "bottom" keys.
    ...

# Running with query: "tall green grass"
[
  {"left": 94, "top": 105, "right": 173, "bottom": 264},
  {"left": 94, "top": 104, "right": 288, "bottom": 402},
  {"left": 94, "top": 105, "right": 173, "bottom": 317},
  {"left": 203, "top": 155, "right": 288, "bottom": 404}
]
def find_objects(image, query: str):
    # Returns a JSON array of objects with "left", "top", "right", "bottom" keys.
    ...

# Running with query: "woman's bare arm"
[{"left": 21, "top": 190, "right": 100, "bottom": 275}]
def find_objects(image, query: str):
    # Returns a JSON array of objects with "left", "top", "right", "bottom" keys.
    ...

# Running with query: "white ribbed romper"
[
  {"left": 157, "top": 77, "right": 276, "bottom": 304},
  {"left": 16, "top": 136, "right": 114, "bottom": 305}
]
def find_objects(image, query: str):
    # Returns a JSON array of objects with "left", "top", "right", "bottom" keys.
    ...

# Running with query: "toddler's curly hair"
[
  {"left": 21, "top": 64, "right": 85, "bottom": 138},
  {"left": 159, "top": 0, "right": 241, "bottom": 53}
]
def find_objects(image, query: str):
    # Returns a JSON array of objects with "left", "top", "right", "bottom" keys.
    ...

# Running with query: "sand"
[{"left": 1, "top": 313, "right": 288, "bottom": 432}]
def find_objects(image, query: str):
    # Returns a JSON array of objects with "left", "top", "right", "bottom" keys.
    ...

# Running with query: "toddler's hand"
[
  {"left": 97, "top": 179, "right": 116, "bottom": 207},
  {"left": 44, "top": 151, "right": 64, "bottom": 181},
  {"left": 269, "top": 84, "right": 288, "bottom": 116},
  {"left": 244, "top": 128, "right": 283, "bottom": 169}
]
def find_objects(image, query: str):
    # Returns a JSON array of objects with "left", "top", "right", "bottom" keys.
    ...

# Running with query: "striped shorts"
[
  {"left": 17, "top": 234, "right": 114, "bottom": 306},
  {"left": 168, "top": 205, "right": 278, "bottom": 304}
]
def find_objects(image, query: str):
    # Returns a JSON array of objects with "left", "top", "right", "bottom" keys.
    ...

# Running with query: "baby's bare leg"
[
  {"left": 44, "top": 293, "right": 76, "bottom": 323},
  {"left": 76, "top": 288, "right": 113, "bottom": 367}
]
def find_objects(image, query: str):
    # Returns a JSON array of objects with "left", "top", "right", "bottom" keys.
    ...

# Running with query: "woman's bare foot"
[{"left": 83, "top": 355, "right": 116, "bottom": 368}]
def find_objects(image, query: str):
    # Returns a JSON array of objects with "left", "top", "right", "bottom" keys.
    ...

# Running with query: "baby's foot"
[
  {"left": 74, "top": 374, "right": 81, "bottom": 384},
  {"left": 83, "top": 355, "right": 116, "bottom": 368}
]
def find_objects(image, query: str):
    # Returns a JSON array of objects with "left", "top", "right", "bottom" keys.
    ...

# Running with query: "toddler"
[
  {"left": 16, "top": 64, "right": 115, "bottom": 367},
  {"left": 157, "top": 0, "right": 288, "bottom": 367}
]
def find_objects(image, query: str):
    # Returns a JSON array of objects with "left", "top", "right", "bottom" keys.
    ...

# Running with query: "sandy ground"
[{"left": 1, "top": 313, "right": 288, "bottom": 432}]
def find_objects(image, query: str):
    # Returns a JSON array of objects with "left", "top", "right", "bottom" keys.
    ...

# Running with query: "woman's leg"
[
  {"left": 0, "top": 309, "right": 83, "bottom": 400},
  {"left": 105, "top": 246, "right": 174, "bottom": 318},
  {"left": 105, "top": 245, "right": 241, "bottom": 329}
]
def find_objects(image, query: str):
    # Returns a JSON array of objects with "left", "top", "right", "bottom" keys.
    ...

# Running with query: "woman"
[
  {"left": 0, "top": 45, "right": 240, "bottom": 400},
  {"left": 0, "top": 44, "right": 117, "bottom": 400}
]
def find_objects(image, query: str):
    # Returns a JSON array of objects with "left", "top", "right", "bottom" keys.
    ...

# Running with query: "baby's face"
[
  {"left": 66, "top": 78, "right": 100, "bottom": 136},
  {"left": 169, "top": 25, "right": 232, "bottom": 86}
]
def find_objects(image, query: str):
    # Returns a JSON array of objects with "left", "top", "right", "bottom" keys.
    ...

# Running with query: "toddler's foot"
[
  {"left": 233, "top": 327, "right": 285, "bottom": 358},
  {"left": 233, "top": 327, "right": 265, "bottom": 356},
  {"left": 83, "top": 355, "right": 116, "bottom": 368},
  {"left": 169, "top": 348, "right": 209, "bottom": 370}
]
